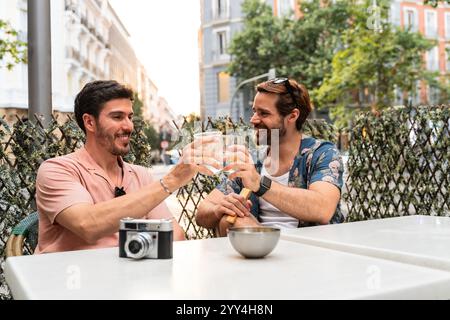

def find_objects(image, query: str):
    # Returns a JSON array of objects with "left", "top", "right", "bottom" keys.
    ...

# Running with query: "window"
[
  {"left": 68, "top": 71, "right": 74, "bottom": 96},
  {"left": 214, "top": 0, "right": 229, "bottom": 20},
  {"left": 425, "top": 10, "right": 437, "bottom": 38},
  {"left": 408, "top": 81, "right": 421, "bottom": 106},
  {"left": 213, "top": 27, "right": 230, "bottom": 60},
  {"left": 217, "top": 72, "right": 230, "bottom": 103},
  {"left": 278, "top": 0, "right": 295, "bottom": 17},
  {"left": 393, "top": 85, "right": 403, "bottom": 105},
  {"left": 428, "top": 86, "right": 440, "bottom": 105},
  {"left": 217, "top": 0, "right": 225, "bottom": 17},
  {"left": 446, "top": 13, "right": 450, "bottom": 39},
  {"left": 446, "top": 46, "right": 450, "bottom": 72},
  {"left": 427, "top": 47, "right": 439, "bottom": 71},
  {"left": 404, "top": 8, "right": 418, "bottom": 32},
  {"left": 217, "top": 31, "right": 227, "bottom": 56},
  {"left": 389, "top": 2, "right": 401, "bottom": 26}
]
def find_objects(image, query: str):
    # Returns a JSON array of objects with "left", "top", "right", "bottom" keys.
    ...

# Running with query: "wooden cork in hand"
[{"left": 226, "top": 188, "right": 252, "bottom": 224}]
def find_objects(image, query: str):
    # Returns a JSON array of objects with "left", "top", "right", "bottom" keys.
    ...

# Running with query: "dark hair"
[
  {"left": 74, "top": 80, "right": 134, "bottom": 133},
  {"left": 256, "top": 78, "right": 312, "bottom": 131}
]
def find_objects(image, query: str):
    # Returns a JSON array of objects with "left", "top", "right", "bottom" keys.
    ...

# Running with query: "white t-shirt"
[{"left": 259, "top": 166, "right": 299, "bottom": 228}]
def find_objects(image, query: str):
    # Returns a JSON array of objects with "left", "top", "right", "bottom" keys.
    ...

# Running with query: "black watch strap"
[{"left": 255, "top": 175, "right": 272, "bottom": 197}]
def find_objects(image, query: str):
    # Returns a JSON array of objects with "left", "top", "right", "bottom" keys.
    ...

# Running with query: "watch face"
[{"left": 261, "top": 176, "right": 272, "bottom": 188}]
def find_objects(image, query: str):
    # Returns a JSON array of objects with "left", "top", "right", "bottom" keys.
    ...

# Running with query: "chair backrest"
[{"left": 5, "top": 211, "right": 39, "bottom": 257}]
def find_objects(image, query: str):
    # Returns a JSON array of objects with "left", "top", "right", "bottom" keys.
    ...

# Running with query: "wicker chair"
[{"left": 5, "top": 211, "right": 39, "bottom": 258}]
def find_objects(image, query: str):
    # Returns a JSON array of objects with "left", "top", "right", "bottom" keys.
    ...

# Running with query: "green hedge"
[
  {"left": 0, "top": 114, "right": 153, "bottom": 300},
  {"left": 344, "top": 104, "right": 450, "bottom": 221}
]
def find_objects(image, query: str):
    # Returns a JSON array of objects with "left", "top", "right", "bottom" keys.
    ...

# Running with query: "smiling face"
[
  {"left": 250, "top": 92, "right": 287, "bottom": 145},
  {"left": 91, "top": 98, "right": 134, "bottom": 156}
]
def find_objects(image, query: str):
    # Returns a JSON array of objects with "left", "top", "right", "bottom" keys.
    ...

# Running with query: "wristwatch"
[{"left": 255, "top": 175, "right": 272, "bottom": 197}]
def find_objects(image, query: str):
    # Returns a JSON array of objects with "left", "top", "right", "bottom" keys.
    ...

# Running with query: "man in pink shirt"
[{"left": 35, "top": 80, "right": 219, "bottom": 253}]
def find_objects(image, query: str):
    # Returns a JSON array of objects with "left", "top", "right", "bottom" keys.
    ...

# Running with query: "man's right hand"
[
  {"left": 212, "top": 193, "right": 252, "bottom": 221},
  {"left": 163, "top": 136, "right": 222, "bottom": 191},
  {"left": 217, "top": 207, "right": 259, "bottom": 237}
]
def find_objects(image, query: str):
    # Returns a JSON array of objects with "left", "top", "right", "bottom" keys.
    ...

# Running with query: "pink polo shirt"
[{"left": 35, "top": 147, "right": 172, "bottom": 254}]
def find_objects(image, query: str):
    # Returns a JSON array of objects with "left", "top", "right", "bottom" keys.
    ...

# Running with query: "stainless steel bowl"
[{"left": 228, "top": 227, "right": 280, "bottom": 258}]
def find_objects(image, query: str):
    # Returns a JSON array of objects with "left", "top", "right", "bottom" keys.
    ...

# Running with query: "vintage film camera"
[{"left": 119, "top": 218, "right": 173, "bottom": 259}]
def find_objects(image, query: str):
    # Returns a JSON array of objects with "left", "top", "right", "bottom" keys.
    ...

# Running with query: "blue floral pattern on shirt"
[{"left": 216, "top": 136, "right": 345, "bottom": 227}]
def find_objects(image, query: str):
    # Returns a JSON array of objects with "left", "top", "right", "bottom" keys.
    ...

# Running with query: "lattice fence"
[
  {"left": 0, "top": 114, "right": 152, "bottom": 300},
  {"left": 344, "top": 105, "right": 450, "bottom": 221}
]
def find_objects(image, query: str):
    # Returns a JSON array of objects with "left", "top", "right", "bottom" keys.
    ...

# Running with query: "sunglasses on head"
[{"left": 271, "top": 77, "right": 300, "bottom": 109}]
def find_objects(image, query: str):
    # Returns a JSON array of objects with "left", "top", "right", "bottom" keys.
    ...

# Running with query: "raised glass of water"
[{"left": 193, "top": 130, "right": 224, "bottom": 174}]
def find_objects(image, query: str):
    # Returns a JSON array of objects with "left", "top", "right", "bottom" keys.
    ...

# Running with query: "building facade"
[
  {"left": 0, "top": 0, "right": 163, "bottom": 124},
  {"left": 108, "top": 3, "right": 137, "bottom": 92},
  {"left": 154, "top": 96, "right": 178, "bottom": 137},
  {"left": 199, "top": 0, "right": 299, "bottom": 121},
  {"left": 390, "top": 0, "right": 450, "bottom": 105},
  {"left": 137, "top": 65, "right": 159, "bottom": 121},
  {"left": 64, "top": 0, "right": 111, "bottom": 108}
]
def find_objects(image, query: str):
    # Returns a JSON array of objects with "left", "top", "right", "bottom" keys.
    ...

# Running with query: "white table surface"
[
  {"left": 5, "top": 237, "right": 450, "bottom": 300},
  {"left": 281, "top": 215, "right": 450, "bottom": 271}
]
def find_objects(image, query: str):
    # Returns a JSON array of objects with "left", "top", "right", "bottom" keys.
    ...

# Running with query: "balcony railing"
[
  {"left": 81, "top": 57, "right": 89, "bottom": 70},
  {"left": 65, "top": 3, "right": 77, "bottom": 15},
  {"left": 66, "top": 47, "right": 80, "bottom": 61},
  {"left": 80, "top": 17, "right": 89, "bottom": 28},
  {"left": 211, "top": 50, "right": 230, "bottom": 63},
  {"left": 213, "top": 10, "right": 230, "bottom": 21}
]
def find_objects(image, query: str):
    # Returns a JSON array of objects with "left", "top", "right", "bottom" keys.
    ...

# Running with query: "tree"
[
  {"left": 0, "top": 19, "right": 27, "bottom": 70},
  {"left": 227, "top": 0, "right": 280, "bottom": 80},
  {"left": 424, "top": 0, "right": 450, "bottom": 7},
  {"left": 316, "top": 0, "right": 443, "bottom": 127},
  {"left": 131, "top": 93, "right": 160, "bottom": 151},
  {"left": 132, "top": 93, "right": 144, "bottom": 118},
  {"left": 227, "top": 0, "right": 352, "bottom": 98},
  {"left": 143, "top": 124, "right": 160, "bottom": 151}
]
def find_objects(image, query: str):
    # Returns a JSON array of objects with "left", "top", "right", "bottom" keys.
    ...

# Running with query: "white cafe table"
[
  {"left": 281, "top": 215, "right": 450, "bottom": 271},
  {"left": 4, "top": 236, "right": 450, "bottom": 300}
]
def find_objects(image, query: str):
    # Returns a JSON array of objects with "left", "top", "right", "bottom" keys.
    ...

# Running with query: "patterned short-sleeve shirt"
[{"left": 216, "top": 136, "right": 345, "bottom": 227}]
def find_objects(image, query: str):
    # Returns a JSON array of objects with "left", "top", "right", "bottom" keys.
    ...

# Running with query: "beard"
[
  {"left": 254, "top": 119, "right": 287, "bottom": 146},
  {"left": 95, "top": 123, "right": 131, "bottom": 157}
]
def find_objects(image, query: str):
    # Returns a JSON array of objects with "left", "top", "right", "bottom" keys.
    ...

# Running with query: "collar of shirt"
[
  {"left": 75, "top": 147, "right": 134, "bottom": 190},
  {"left": 256, "top": 135, "right": 315, "bottom": 177}
]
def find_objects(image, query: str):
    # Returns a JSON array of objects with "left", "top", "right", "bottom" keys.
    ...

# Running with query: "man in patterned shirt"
[{"left": 196, "top": 78, "right": 344, "bottom": 236}]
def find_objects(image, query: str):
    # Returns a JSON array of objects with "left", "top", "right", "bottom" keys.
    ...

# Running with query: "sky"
[{"left": 109, "top": 0, "right": 201, "bottom": 116}]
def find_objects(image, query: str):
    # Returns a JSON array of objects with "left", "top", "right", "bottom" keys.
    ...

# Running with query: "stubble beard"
[
  {"left": 255, "top": 118, "right": 287, "bottom": 147},
  {"left": 96, "top": 125, "right": 131, "bottom": 157}
]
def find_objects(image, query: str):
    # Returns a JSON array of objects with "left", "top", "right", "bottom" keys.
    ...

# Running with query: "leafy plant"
[
  {"left": 0, "top": 114, "right": 155, "bottom": 299},
  {"left": 344, "top": 104, "right": 450, "bottom": 221},
  {"left": 0, "top": 19, "right": 27, "bottom": 70}
]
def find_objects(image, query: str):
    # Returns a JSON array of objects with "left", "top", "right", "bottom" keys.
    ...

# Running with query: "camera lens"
[
  {"left": 124, "top": 233, "right": 153, "bottom": 259},
  {"left": 128, "top": 240, "right": 142, "bottom": 254}
]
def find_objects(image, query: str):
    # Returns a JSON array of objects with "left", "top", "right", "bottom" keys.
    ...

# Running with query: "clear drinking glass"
[
  {"left": 193, "top": 130, "right": 224, "bottom": 174},
  {"left": 223, "top": 133, "right": 247, "bottom": 175}
]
